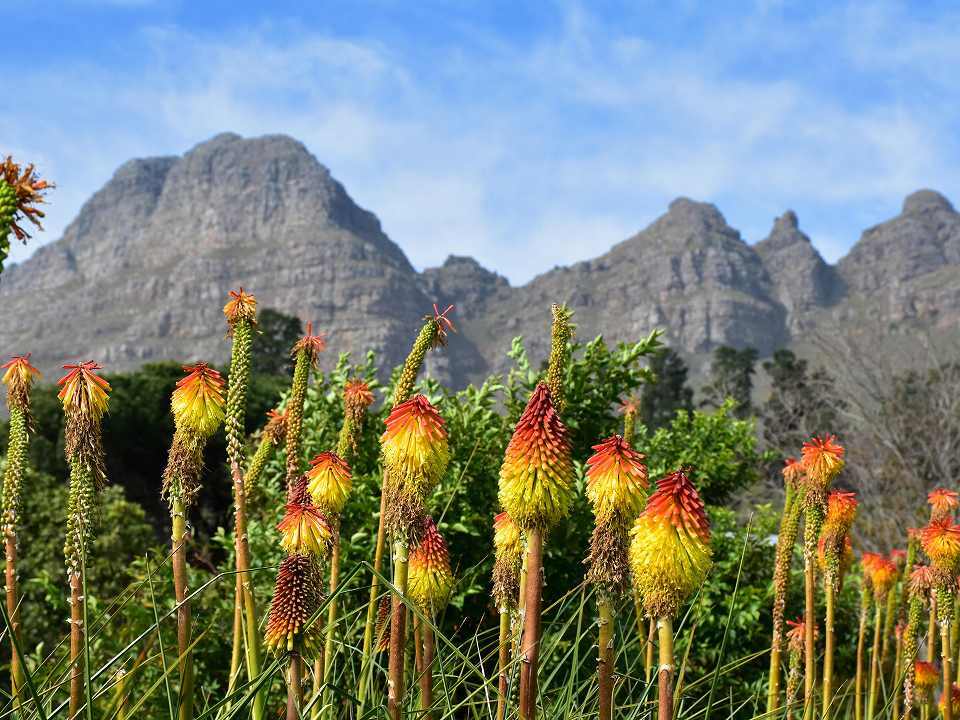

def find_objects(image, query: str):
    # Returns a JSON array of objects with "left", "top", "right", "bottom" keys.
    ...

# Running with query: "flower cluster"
[
  {"left": 408, "top": 516, "right": 455, "bottom": 613},
  {"left": 307, "top": 451, "right": 353, "bottom": 516},
  {"left": 929, "top": 488, "right": 960, "bottom": 523},
  {"left": 264, "top": 554, "right": 324, "bottom": 656},
  {"left": 1, "top": 354, "right": 41, "bottom": 414},
  {"left": 492, "top": 512, "right": 523, "bottom": 610},
  {"left": 818, "top": 490, "right": 857, "bottom": 588}
]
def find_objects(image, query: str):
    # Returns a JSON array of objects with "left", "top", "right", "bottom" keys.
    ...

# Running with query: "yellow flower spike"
[
  {"left": 380, "top": 394, "right": 450, "bottom": 497},
  {"left": 585, "top": 434, "right": 648, "bottom": 525},
  {"left": 928, "top": 488, "right": 960, "bottom": 523},
  {"left": 493, "top": 511, "right": 522, "bottom": 560},
  {"left": 1, "top": 354, "right": 41, "bottom": 411},
  {"left": 921, "top": 519, "right": 960, "bottom": 575},
  {"left": 800, "top": 435, "right": 845, "bottom": 490},
  {"left": 866, "top": 554, "right": 898, "bottom": 602},
  {"left": 408, "top": 517, "right": 455, "bottom": 612},
  {"left": 492, "top": 511, "right": 523, "bottom": 609},
  {"left": 498, "top": 383, "right": 574, "bottom": 531},
  {"left": 915, "top": 660, "right": 939, "bottom": 691},
  {"left": 223, "top": 287, "right": 257, "bottom": 327},
  {"left": 264, "top": 553, "right": 324, "bottom": 657},
  {"left": 57, "top": 361, "right": 110, "bottom": 422},
  {"left": 171, "top": 363, "right": 225, "bottom": 438},
  {"left": 629, "top": 468, "right": 712, "bottom": 618},
  {"left": 306, "top": 451, "right": 352, "bottom": 516}
]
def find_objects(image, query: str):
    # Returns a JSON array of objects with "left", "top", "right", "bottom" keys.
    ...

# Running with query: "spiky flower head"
[
  {"left": 782, "top": 457, "right": 804, "bottom": 485},
  {"left": 824, "top": 490, "right": 858, "bottom": 533},
  {"left": 865, "top": 554, "right": 898, "bottom": 601},
  {"left": 498, "top": 383, "right": 574, "bottom": 531},
  {"left": 306, "top": 451, "right": 352, "bottom": 516},
  {"left": 264, "top": 554, "right": 324, "bottom": 657},
  {"left": 171, "top": 363, "right": 225, "bottom": 437},
  {"left": 428, "top": 304, "right": 457, "bottom": 350},
  {"left": 2, "top": 354, "right": 41, "bottom": 412},
  {"left": 345, "top": 378, "right": 375, "bottom": 410},
  {"left": 223, "top": 287, "right": 257, "bottom": 327},
  {"left": 928, "top": 488, "right": 960, "bottom": 523},
  {"left": 291, "top": 321, "right": 327, "bottom": 367},
  {"left": 585, "top": 435, "right": 648, "bottom": 525},
  {"left": 890, "top": 548, "right": 907, "bottom": 568},
  {"left": 629, "top": 468, "right": 712, "bottom": 618},
  {"left": 1, "top": 157, "right": 53, "bottom": 249},
  {"left": 941, "top": 683, "right": 960, "bottom": 718},
  {"left": 381, "top": 394, "right": 450, "bottom": 498},
  {"left": 800, "top": 434, "right": 845, "bottom": 490},
  {"left": 546, "top": 303, "right": 574, "bottom": 414},
  {"left": 408, "top": 517, "right": 455, "bottom": 612},
  {"left": 909, "top": 565, "right": 936, "bottom": 600},
  {"left": 922, "top": 519, "right": 960, "bottom": 576},
  {"left": 338, "top": 378, "right": 375, "bottom": 459},
  {"left": 786, "top": 617, "right": 815, "bottom": 654},
  {"left": 264, "top": 408, "right": 288, "bottom": 445},
  {"left": 278, "top": 477, "right": 333, "bottom": 557},
  {"left": 915, "top": 660, "right": 939, "bottom": 690},
  {"left": 492, "top": 512, "right": 523, "bottom": 609},
  {"left": 58, "top": 361, "right": 110, "bottom": 422}
]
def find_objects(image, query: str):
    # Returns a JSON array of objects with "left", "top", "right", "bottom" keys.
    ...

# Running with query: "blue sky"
[{"left": 5, "top": 0, "right": 959, "bottom": 283}]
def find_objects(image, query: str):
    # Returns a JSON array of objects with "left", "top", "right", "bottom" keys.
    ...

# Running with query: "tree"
[
  {"left": 252, "top": 307, "right": 303, "bottom": 376},
  {"left": 641, "top": 348, "right": 694, "bottom": 430},
  {"left": 700, "top": 345, "right": 758, "bottom": 419}
]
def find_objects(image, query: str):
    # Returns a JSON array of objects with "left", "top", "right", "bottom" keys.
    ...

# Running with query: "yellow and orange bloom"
[
  {"left": 865, "top": 554, "right": 898, "bottom": 602},
  {"left": 381, "top": 394, "right": 450, "bottom": 498},
  {"left": 264, "top": 553, "right": 324, "bottom": 656},
  {"left": 585, "top": 435, "right": 648, "bottom": 525},
  {"left": 1, "top": 354, "right": 41, "bottom": 410},
  {"left": 915, "top": 660, "right": 939, "bottom": 691},
  {"left": 171, "top": 363, "right": 225, "bottom": 437},
  {"left": 344, "top": 378, "right": 376, "bottom": 410},
  {"left": 306, "top": 451, "right": 352, "bottom": 516},
  {"left": 498, "top": 383, "right": 574, "bottom": 531},
  {"left": 408, "top": 517, "right": 455, "bottom": 612},
  {"left": 800, "top": 435, "right": 845, "bottom": 489},
  {"left": 928, "top": 488, "right": 960, "bottom": 523},
  {"left": 277, "top": 481, "right": 333, "bottom": 558},
  {"left": 223, "top": 287, "right": 257, "bottom": 327},
  {"left": 629, "top": 468, "right": 712, "bottom": 618},
  {"left": 58, "top": 361, "right": 110, "bottom": 422},
  {"left": 492, "top": 512, "right": 523, "bottom": 609},
  {"left": 921, "top": 520, "right": 960, "bottom": 574},
  {"left": 909, "top": 565, "right": 936, "bottom": 599},
  {"left": 264, "top": 408, "right": 288, "bottom": 444},
  {"left": 782, "top": 456, "right": 805, "bottom": 486}
]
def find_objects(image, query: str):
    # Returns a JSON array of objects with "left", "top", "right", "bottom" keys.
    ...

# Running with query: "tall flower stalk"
[
  {"left": 381, "top": 393, "right": 450, "bottom": 719},
  {"left": 865, "top": 553, "right": 897, "bottom": 720},
  {"left": 266, "top": 477, "right": 332, "bottom": 720},
  {"left": 408, "top": 517, "right": 455, "bottom": 718},
  {"left": 786, "top": 618, "right": 814, "bottom": 715},
  {"left": 492, "top": 512, "right": 523, "bottom": 720},
  {"left": 584, "top": 434, "right": 648, "bottom": 720},
  {"left": 799, "top": 435, "right": 845, "bottom": 720},
  {"left": 162, "top": 363, "right": 225, "bottom": 720},
  {"left": 819, "top": 490, "right": 857, "bottom": 720},
  {"left": 310, "top": 379, "right": 373, "bottom": 720},
  {"left": 58, "top": 361, "right": 110, "bottom": 718},
  {"left": 768, "top": 457, "right": 806, "bottom": 713},
  {"left": 286, "top": 323, "right": 327, "bottom": 487},
  {"left": 0, "top": 157, "right": 52, "bottom": 276},
  {"left": 222, "top": 288, "right": 265, "bottom": 719},
  {"left": 903, "top": 566, "right": 935, "bottom": 720},
  {"left": 244, "top": 409, "right": 287, "bottom": 499},
  {"left": 629, "top": 469, "right": 712, "bottom": 720},
  {"left": 1, "top": 354, "right": 40, "bottom": 707},
  {"left": 920, "top": 518, "right": 960, "bottom": 720},
  {"left": 855, "top": 562, "right": 871, "bottom": 720},
  {"left": 498, "top": 304, "right": 575, "bottom": 720},
  {"left": 357, "top": 304, "right": 454, "bottom": 712}
]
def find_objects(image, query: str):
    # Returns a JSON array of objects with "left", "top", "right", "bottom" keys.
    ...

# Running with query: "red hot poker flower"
[
  {"left": 928, "top": 488, "right": 960, "bottom": 523},
  {"left": 801, "top": 435, "right": 845, "bottom": 489},
  {"left": 585, "top": 434, "right": 648, "bottom": 524},
  {"left": 291, "top": 321, "right": 327, "bottom": 366},
  {"left": 57, "top": 361, "right": 110, "bottom": 421},
  {"left": 921, "top": 519, "right": 960, "bottom": 574},
  {"left": 2, "top": 354, "right": 41, "bottom": 409},
  {"left": 429, "top": 304, "right": 456, "bottom": 349},
  {"left": 223, "top": 288, "right": 257, "bottom": 326}
]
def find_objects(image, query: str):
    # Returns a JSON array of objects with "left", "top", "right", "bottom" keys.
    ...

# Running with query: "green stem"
[
  {"left": 2, "top": 405, "right": 28, "bottom": 708},
  {"left": 823, "top": 581, "right": 835, "bottom": 720},
  {"left": 171, "top": 496, "right": 194, "bottom": 720},
  {"left": 320, "top": 533, "right": 342, "bottom": 719},
  {"left": 867, "top": 600, "right": 883, "bottom": 720},
  {"left": 657, "top": 617, "right": 675, "bottom": 720},
  {"left": 387, "top": 538, "right": 410, "bottom": 720},
  {"left": 496, "top": 607, "right": 510, "bottom": 720},
  {"left": 597, "top": 592, "right": 614, "bottom": 720}
]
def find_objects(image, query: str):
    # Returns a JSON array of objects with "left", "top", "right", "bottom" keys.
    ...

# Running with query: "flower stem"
[
  {"left": 823, "top": 581, "right": 835, "bottom": 720},
  {"left": 867, "top": 601, "right": 883, "bottom": 720},
  {"left": 286, "top": 652, "right": 302, "bottom": 720},
  {"left": 657, "top": 616, "right": 675, "bottom": 720},
  {"left": 519, "top": 529, "right": 544, "bottom": 720},
  {"left": 496, "top": 606, "right": 510, "bottom": 720},
  {"left": 803, "top": 554, "right": 816, "bottom": 720},
  {"left": 320, "top": 533, "right": 342, "bottom": 719},
  {"left": 855, "top": 586, "right": 869, "bottom": 720},
  {"left": 419, "top": 620, "right": 435, "bottom": 718},
  {"left": 358, "top": 490, "right": 389, "bottom": 713},
  {"left": 387, "top": 538, "right": 410, "bottom": 720},
  {"left": 597, "top": 592, "right": 614, "bottom": 720},
  {"left": 69, "top": 571, "right": 84, "bottom": 719},
  {"left": 171, "top": 495, "right": 194, "bottom": 720}
]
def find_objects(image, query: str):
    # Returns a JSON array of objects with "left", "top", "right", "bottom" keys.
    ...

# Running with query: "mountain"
[{"left": 2, "top": 133, "right": 958, "bottom": 386}]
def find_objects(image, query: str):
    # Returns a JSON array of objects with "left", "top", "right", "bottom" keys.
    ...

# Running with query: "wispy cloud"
[{"left": 4, "top": 1, "right": 959, "bottom": 282}]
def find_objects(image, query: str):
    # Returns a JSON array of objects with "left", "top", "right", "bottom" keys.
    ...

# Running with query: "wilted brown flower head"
[{"left": 1, "top": 157, "right": 53, "bottom": 242}]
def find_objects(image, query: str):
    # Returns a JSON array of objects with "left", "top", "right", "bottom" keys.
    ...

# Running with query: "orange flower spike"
[
  {"left": 909, "top": 565, "right": 936, "bottom": 600},
  {"left": 408, "top": 517, "right": 455, "bottom": 611},
  {"left": 344, "top": 379, "right": 375, "bottom": 410},
  {"left": 629, "top": 468, "right": 712, "bottom": 618},
  {"left": 921, "top": 519, "right": 960, "bottom": 573},
  {"left": 381, "top": 394, "right": 450, "bottom": 496},
  {"left": 171, "top": 362, "right": 225, "bottom": 437},
  {"left": 222, "top": 287, "right": 257, "bottom": 326},
  {"left": 824, "top": 491, "right": 858, "bottom": 534},
  {"left": 800, "top": 434, "right": 845, "bottom": 489},
  {"left": 264, "top": 554, "right": 324, "bottom": 656},
  {"left": 867, "top": 555, "right": 898, "bottom": 602},
  {"left": 291, "top": 321, "right": 327, "bottom": 367},
  {"left": 306, "top": 451, "right": 352, "bottom": 516},
  {"left": 585, "top": 435, "right": 648, "bottom": 525},
  {"left": 57, "top": 361, "right": 111, "bottom": 421},
  {"left": 782, "top": 456, "right": 805, "bottom": 487},
  {"left": 1, "top": 354, "right": 41, "bottom": 409},
  {"left": 915, "top": 660, "right": 939, "bottom": 690},
  {"left": 928, "top": 488, "right": 960, "bottom": 523},
  {"left": 498, "top": 383, "right": 574, "bottom": 531}
]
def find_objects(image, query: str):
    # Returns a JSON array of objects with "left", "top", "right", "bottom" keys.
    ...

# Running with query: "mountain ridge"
[{"left": 2, "top": 132, "right": 958, "bottom": 386}]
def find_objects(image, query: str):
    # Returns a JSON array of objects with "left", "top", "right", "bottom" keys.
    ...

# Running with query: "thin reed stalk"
[
  {"left": 657, "top": 617, "right": 674, "bottom": 720},
  {"left": 867, "top": 600, "right": 883, "bottom": 720},
  {"left": 823, "top": 583, "right": 836, "bottom": 719},
  {"left": 856, "top": 584, "right": 869, "bottom": 720}
]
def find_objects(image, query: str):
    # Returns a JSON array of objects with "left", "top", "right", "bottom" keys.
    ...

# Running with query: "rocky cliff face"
[{"left": 1, "top": 132, "right": 958, "bottom": 386}]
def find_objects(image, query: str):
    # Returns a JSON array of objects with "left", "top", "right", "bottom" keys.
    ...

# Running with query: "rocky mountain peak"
[
  {"left": 663, "top": 197, "right": 730, "bottom": 235},
  {"left": 902, "top": 189, "right": 955, "bottom": 215}
]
